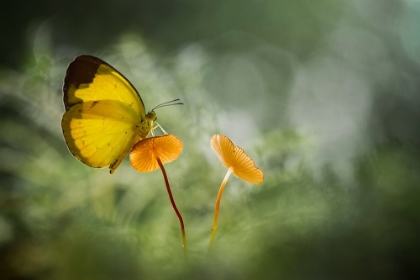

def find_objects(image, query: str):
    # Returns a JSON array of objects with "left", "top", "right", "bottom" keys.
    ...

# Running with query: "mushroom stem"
[
  {"left": 209, "top": 167, "right": 233, "bottom": 251},
  {"left": 157, "top": 157, "right": 187, "bottom": 257}
]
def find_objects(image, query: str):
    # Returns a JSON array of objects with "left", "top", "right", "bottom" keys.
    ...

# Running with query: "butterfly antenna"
[
  {"left": 149, "top": 99, "right": 181, "bottom": 136},
  {"left": 151, "top": 99, "right": 184, "bottom": 111}
]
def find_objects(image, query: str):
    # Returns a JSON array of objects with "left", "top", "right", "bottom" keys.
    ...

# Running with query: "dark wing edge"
[{"left": 62, "top": 55, "right": 145, "bottom": 111}]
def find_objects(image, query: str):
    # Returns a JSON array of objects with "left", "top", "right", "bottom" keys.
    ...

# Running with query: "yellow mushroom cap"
[
  {"left": 210, "top": 134, "right": 264, "bottom": 184},
  {"left": 130, "top": 134, "right": 183, "bottom": 172}
]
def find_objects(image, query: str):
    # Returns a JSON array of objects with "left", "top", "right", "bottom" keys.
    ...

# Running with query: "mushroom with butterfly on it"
[
  {"left": 61, "top": 55, "right": 182, "bottom": 174},
  {"left": 130, "top": 134, "right": 187, "bottom": 256}
]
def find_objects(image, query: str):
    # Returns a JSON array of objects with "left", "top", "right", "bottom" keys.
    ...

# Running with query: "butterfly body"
[{"left": 61, "top": 55, "right": 156, "bottom": 174}]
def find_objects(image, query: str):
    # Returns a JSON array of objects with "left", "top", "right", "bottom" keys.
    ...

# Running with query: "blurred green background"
[{"left": 1, "top": 0, "right": 420, "bottom": 279}]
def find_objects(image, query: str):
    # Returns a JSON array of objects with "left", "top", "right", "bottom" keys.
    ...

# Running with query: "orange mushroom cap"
[
  {"left": 130, "top": 134, "right": 183, "bottom": 172},
  {"left": 210, "top": 134, "right": 264, "bottom": 184}
]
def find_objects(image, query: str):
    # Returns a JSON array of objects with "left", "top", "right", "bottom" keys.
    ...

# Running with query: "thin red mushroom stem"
[
  {"left": 156, "top": 157, "right": 187, "bottom": 257},
  {"left": 208, "top": 167, "right": 233, "bottom": 251}
]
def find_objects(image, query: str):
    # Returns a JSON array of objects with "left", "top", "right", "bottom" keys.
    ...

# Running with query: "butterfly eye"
[{"left": 146, "top": 111, "right": 157, "bottom": 121}]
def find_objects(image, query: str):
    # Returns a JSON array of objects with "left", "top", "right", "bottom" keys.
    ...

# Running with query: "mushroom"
[
  {"left": 130, "top": 134, "right": 187, "bottom": 256},
  {"left": 209, "top": 134, "right": 264, "bottom": 251}
]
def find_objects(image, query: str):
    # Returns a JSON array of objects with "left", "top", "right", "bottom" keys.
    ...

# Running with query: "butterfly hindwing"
[{"left": 62, "top": 100, "right": 142, "bottom": 173}]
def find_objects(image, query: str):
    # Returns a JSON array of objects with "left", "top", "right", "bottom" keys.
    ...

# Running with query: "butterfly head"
[
  {"left": 146, "top": 111, "right": 157, "bottom": 122},
  {"left": 146, "top": 99, "right": 183, "bottom": 136}
]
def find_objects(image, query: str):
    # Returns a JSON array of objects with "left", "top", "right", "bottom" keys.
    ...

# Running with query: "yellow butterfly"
[{"left": 61, "top": 55, "right": 180, "bottom": 174}]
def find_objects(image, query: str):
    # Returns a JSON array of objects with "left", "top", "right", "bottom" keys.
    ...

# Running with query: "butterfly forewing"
[{"left": 63, "top": 55, "right": 145, "bottom": 116}]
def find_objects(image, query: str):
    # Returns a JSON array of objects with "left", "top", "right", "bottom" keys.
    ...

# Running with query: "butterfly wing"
[
  {"left": 62, "top": 55, "right": 152, "bottom": 173},
  {"left": 62, "top": 100, "right": 144, "bottom": 173},
  {"left": 63, "top": 55, "right": 145, "bottom": 114}
]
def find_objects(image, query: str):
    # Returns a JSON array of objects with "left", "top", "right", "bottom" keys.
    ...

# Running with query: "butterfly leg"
[{"left": 154, "top": 122, "right": 168, "bottom": 135}]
